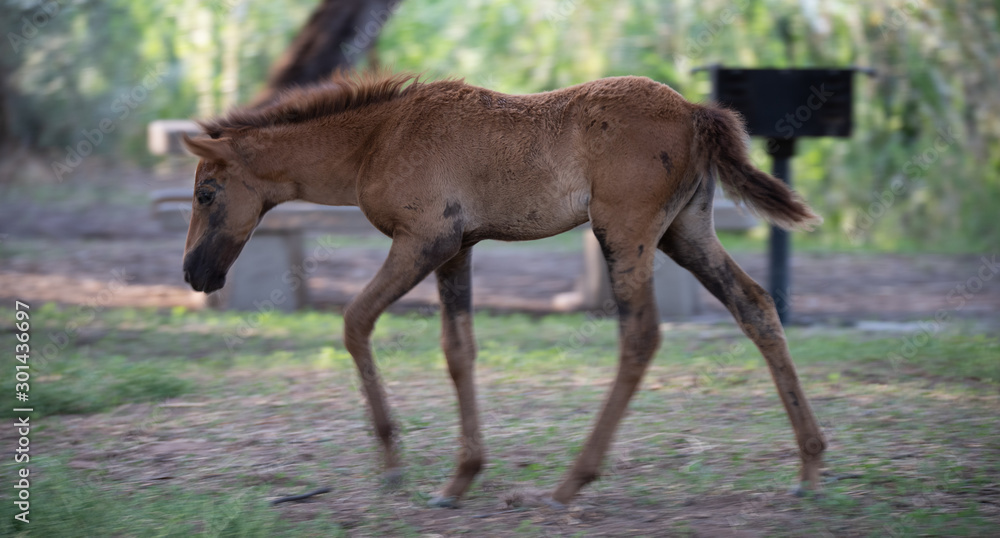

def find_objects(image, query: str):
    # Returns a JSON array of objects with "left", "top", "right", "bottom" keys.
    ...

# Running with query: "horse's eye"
[{"left": 196, "top": 189, "right": 215, "bottom": 206}]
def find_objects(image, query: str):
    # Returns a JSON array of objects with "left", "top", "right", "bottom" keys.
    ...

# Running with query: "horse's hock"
[{"left": 148, "top": 119, "right": 756, "bottom": 317}]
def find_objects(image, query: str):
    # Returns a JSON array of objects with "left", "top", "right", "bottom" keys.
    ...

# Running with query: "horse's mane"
[{"left": 199, "top": 71, "right": 437, "bottom": 138}]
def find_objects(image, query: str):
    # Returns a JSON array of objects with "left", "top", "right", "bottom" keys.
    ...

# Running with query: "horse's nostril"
[{"left": 183, "top": 270, "right": 191, "bottom": 283}]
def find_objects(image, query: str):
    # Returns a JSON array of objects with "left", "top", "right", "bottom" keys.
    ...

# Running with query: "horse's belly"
[{"left": 478, "top": 184, "right": 590, "bottom": 241}]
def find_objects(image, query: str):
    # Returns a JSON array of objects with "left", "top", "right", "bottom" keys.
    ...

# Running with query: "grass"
[
  {"left": 3, "top": 466, "right": 340, "bottom": 537},
  {"left": 2, "top": 357, "right": 189, "bottom": 420},
  {"left": 713, "top": 228, "right": 993, "bottom": 255},
  {"left": 1, "top": 304, "right": 997, "bottom": 536},
  {"left": 309, "top": 226, "right": 992, "bottom": 257}
]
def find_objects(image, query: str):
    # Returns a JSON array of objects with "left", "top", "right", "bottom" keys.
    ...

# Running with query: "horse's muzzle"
[
  {"left": 183, "top": 251, "right": 228, "bottom": 294},
  {"left": 183, "top": 231, "right": 247, "bottom": 294},
  {"left": 183, "top": 264, "right": 227, "bottom": 293}
]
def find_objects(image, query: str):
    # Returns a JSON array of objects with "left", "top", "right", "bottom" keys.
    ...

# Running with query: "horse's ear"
[{"left": 182, "top": 134, "right": 237, "bottom": 162}]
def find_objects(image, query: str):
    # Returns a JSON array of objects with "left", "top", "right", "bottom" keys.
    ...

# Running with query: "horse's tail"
[{"left": 690, "top": 105, "right": 822, "bottom": 231}]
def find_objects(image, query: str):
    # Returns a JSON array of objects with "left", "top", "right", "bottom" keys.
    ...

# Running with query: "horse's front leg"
[
  {"left": 343, "top": 233, "right": 461, "bottom": 486},
  {"left": 427, "top": 247, "right": 484, "bottom": 508}
]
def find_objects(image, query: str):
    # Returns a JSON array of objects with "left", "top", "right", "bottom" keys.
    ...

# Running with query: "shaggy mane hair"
[{"left": 199, "top": 71, "right": 441, "bottom": 138}]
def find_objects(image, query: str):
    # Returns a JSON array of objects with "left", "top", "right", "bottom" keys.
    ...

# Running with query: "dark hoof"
[
  {"left": 428, "top": 495, "right": 459, "bottom": 508},
  {"left": 790, "top": 482, "right": 823, "bottom": 498},
  {"left": 543, "top": 497, "right": 567, "bottom": 510},
  {"left": 381, "top": 468, "right": 404, "bottom": 490}
]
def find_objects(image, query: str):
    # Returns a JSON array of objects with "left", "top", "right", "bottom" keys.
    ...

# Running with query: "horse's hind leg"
[
  {"left": 343, "top": 231, "right": 462, "bottom": 486},
  {"left": 427, "top": 247, "right": 483, "bottom": 508},
  {"left": 658, "top": 202, "right": 826, "bottom": 493},
  {"left": 551, "top": 202, "right": 670, "bottom": 505}
]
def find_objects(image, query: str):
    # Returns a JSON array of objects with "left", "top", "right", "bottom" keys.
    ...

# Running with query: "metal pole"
[{"left": 768, "top": 138, "right": 796, "bottom": 325}]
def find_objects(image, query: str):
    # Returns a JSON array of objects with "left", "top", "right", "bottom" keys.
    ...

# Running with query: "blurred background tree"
[
  {"left": 255, "top": 0, "right": 396, "bottom": 104},
  {"left": 0, "top": 0, "right": 997, "bottom": 251}
]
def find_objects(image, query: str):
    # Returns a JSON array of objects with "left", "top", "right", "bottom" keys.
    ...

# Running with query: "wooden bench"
[
  {"left": 150, "top": 119, "right": 756, "bottom": 317},
  {"left": 151, "top": 188, "right": 379, "bottom": 312}
]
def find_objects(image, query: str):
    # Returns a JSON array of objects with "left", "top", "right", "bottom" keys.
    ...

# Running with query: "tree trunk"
[{"left": 255, "top": 0, "right": 400, "bottom": 105}]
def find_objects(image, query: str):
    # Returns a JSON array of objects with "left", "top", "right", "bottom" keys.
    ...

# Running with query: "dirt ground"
[
  {"left": 1, "top": 164, "right": 998, "bottom": 325},
  {"left": 35, "top": 370, "right": 836, "bottom": 537},
  {"left": 28, "top": 345, "right": 1000, "bottom": 537}
]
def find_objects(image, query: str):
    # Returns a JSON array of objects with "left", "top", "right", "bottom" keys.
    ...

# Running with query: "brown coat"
[{"left": 182, "top": 72, "right": 825, "bottom": 506}]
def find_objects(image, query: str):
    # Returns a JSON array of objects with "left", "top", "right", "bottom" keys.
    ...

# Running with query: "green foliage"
[
  {"left": 2, "top": 0, "right": 998, "bottom": 250},
  {"left": 378, "top": 0, "right": 1000, "bottom": 251}
]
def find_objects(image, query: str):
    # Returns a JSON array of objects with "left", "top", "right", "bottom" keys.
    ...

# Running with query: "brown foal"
[{"left": 181, "top": 72, "right": 826, "bottom": 507}]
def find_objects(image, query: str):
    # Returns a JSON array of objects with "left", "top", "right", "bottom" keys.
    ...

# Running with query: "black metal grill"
[{"left": 708, "top": 68, "right": 855, "bottom": 139}]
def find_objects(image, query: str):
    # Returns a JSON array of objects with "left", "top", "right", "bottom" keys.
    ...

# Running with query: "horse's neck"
[
  {"left": 292, "top": 155, "right": 361, "bottom": 207},
  {"left": 253, "top": 112, "right": 386, "bottom": 207}
]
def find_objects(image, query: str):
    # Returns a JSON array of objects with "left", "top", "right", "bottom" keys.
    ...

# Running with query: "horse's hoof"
[
  {"left": 790, "top": 482, "right": 823, "bottom": 498},
  {"left": 543, "top": 496, "right": 567, "bottom": 511},
  {"left": 428, "top": 495, "right": 459, "bottom": 508},
  {"left": 381, "top": 468, "right": 404, "bottom": 490}
]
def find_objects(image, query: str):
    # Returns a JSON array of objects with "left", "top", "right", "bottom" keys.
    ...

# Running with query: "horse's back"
[{"left": 359, "top": 77, "right": 696, "bottom": 242}]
